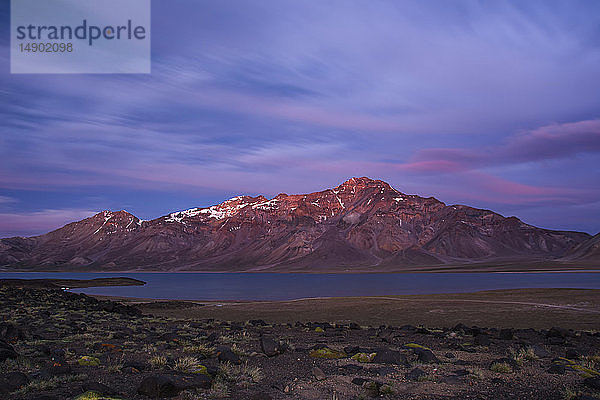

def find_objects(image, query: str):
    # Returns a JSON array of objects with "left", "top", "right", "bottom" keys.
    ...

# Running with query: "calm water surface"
[{"left": 2, "top": 272, "right": 600, "bottom": 301}]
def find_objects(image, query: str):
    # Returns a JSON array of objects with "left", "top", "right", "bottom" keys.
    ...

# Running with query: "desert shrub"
[
  {"left": 149, "top": 355, "right": 167, "bottom": 369},
  {"left": 490, "top": 362, "right": 512, "bottom": 373},
  {"left": 174, "top": 356, "right": 200, "bottom": 372},
  {"left": 510, "top": 346, "right": 538, "bottom": 366},
  {"left": 17, "top": 373, "right": 87, "bottom": 393},
  {"left": 183, "top": 343, "right": 215, "bottom": 357},
  {"left": 379, "top": 384, "right": 394, "bottom": 395},
  {"left": 218, "top": 362, "right": 262, "bottom": 385}
]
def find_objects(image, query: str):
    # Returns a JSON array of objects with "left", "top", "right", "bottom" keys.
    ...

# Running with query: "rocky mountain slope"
[
  {"left": 0, "top": 177, "right": 593, "bottom": 271},
  {"left": 561, "top": 233, "right": 600, "bottom": 263}
]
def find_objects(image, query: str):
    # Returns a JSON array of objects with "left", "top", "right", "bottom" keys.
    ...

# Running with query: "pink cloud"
[{"left": 405, "top": 119, "right": 600, "bottom": 173}]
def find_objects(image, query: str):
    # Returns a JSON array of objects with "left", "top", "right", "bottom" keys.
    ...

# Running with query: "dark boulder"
[
  {"left": 172, "top": 374, "right": 212, "bottom": 390},
  {"left": 0, "top": 323, "right": 25, "bottom": 343},
  {"left": 474, "top": 334, "right": 491, "bottom": 346},
  {"left": 371, "top": 349, "right": 409, "bottom": 366},
  {"left": 499, "top": 329, "right": 514, "bottom": 340},
  {"left": 81, "top": 381, "right": 117, "bottom": 395},
  {"left": 565, "top": 349, "right": 581, "bottom": 359},
  {"left": 377, "top": 327, "right": 399, "bottom": 343},
  {"left": 547, "top": 364, "right": 566, "bottom": 374},
  {"left": 260, "top": 337, "right": 283, "bottom": 357},
  {"left": 0, "top": 348, "right": 18, "bottom": 363},
  {"left": 546, "top": 327, "right": 570, "bottom": 339},
  {"left": 249, "top": 392, "right": 273, "bottom": 400},
  {"left": 249, "top": 319, "right": 267, "bottom": 326},
  {"left": 351, "top": 377, "right": 368, "bottom": 386},
  {"left": 137, "top": 375, "right": 180, "bottom": 398},
  {"left": 546, "top": 327, "right": 569, "bottom": 344},
  {"left": 349, "top": 322, "right": 361, "bottom": 330},
  {"left": 0, "top": 371, "right": 29, "bottom": 393},
  {"left": 583, "top": 376, "right": 600, "bottom": 391},
  {"left": 413, "top": 348, "right": 440, "bottom": 363},
  {"left": 406, "top": 367, "right": 427, "bottom": 381},
  {"left": 312, "top": 366, "right": 326, "bottom": 381},
  {"left": 339, "top": 364, "right": 363, "bottom": 374},
  {"left": 531, "top": 345, "right": 552, "bottom": 358},
  {"left": 216, "top": 345, "right": 241, "bottom": 364},
  {"left": 43, "top": 360, "right": 72, "bottom": 376},
  {"left": 452, "top": 369, "right": 470, "bottom": 377}
]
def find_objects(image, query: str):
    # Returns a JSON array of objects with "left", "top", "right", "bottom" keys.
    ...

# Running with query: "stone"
[
  {"left": 351, "top": 377, "right": 368, "bottom": 386},
  {"left": 0, "top": 371, "right": 29, "bottom": 392},
  {"left": 44, "top": 360, "right": 72, "bottom": 376},
  {"left": 0, "top": 348, "right": 18, "bottom": 363},
  {"left": 0, "top": 323, "right": 25, "bottom": 343},
  {"left": 249, "top": 319, "right": 267, "bottom": 326},
  {"left": 499, "top": 329, "right": 514, "bottom": 340},
  {"left": 376, "top": 367, "right": 396, "bottom": 377},
  {"left": 583, "top": 376, "right": 600, "bottom": 391},
  {"left": 474, "top": 334, "right": 491, "bottom": 346},
  {"left": 81, "top": 381, "right": 117, "bottom": 395},
  {"left": 339, "top": 364, "right": 363, "bottom": 374},
  {"left": 137, "top": 375, "right": 180, "bottom": 398},
  {"left": 173, "top": 373, "right": 212, "bottom": 390},
  {"left": 249, "top": 392, "right": 273, "bottom": 400},
  {"left": 546, "top": 327, "right": 569, "bottom": 339},
  {"left": 312, "top": 366, "right": 326, "bottom": 381},
  {"left": 216, "top": 346, "right": 241, "bottom": 364},
  {"left": 406, "top": 367, "right": 427, "bottom": 381},
  {"left": 260, "top": 337, "right": 283, "bottom": 357},
  {"left": 547, "top": 364, "right": 566, "bottom": 374},
  {"left": 377, "top": 327, "right": 398, "bottom": 343},
  {"left": 531, "top": 345, "right": 552, "bottom": 358},
  {"left": 565, "top": 349, "right": 581, "bottom": 359},
  {"left": 414, "top": 348, "right": 440, "bottom": 363},
  {"left": 452, "top": 369, "right": 470, "bottom": 376},
  {"left": 372, "top": 349, "right": 409, "bottom": 365}
]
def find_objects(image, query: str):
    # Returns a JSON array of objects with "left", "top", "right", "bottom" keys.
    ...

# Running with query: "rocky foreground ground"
[{"left": 1, "top": 285, "right": 600, "bottom": 400}]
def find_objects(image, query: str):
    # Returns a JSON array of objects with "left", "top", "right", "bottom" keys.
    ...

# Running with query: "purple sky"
[{"left": 1, "top": 0, "right": 600, "bottom": 237}]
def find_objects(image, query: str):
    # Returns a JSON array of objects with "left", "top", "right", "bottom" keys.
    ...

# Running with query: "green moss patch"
[
  {"left": 351, "top": 352, "right": 377, "bottom": 363},
  {"left": 403, "top": 343, "right": 431, "bottom": 351},
  {"left": 189, "top": 364, "right": 209, "bottom": 375},
  {"left": 309, "top": 348, "right": 346, "bottom": 359},
  {"left": 77, "top": 356, "right": 100, "bottom": 367},
  {"left": 73, "top": 390, "right": 123, "bottom": 400}
]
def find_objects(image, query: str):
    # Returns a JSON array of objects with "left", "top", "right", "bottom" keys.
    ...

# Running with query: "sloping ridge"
[
  {"left": 0, "top": 177, "right": 593, "bottom": 271},
  {"left": 561, "top": 233, "right": 600, "bottom": 263}
]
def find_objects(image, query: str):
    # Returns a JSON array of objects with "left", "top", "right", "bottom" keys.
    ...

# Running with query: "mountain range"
[{"left": 0, "top": 177, "right": 598, "bottom": 272}]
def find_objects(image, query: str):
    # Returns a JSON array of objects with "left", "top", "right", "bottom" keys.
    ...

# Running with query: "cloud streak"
[{"left": 0, "top": 1, "right": 599, "bottom": 234}]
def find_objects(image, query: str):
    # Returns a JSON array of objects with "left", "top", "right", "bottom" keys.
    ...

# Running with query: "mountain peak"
[
  {"left": 1, "top": 178, "right": 593, "bottom": 270},
  {"left": 336, "top": 176, "right": 400, "bottom": 194}
]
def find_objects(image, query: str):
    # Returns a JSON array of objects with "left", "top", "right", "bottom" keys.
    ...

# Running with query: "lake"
[{"left": 2, "top": 271, "right": 600, "bottom": 301}]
